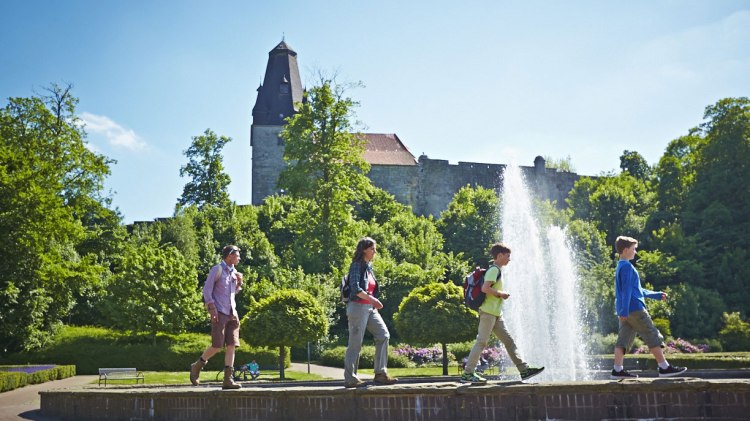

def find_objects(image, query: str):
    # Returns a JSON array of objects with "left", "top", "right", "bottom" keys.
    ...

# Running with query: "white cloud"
[{"left": 80, "top": 112, "right": 147, "bottom": 151}]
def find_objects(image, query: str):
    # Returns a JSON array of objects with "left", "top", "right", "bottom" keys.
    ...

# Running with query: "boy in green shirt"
[{"left": 460, "top": 243, "right": 545, "bottom": 384}]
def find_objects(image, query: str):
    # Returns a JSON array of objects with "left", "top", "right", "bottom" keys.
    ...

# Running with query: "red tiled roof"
[{"left": 358, "top": 133, "right": 418, "bottom": 166}]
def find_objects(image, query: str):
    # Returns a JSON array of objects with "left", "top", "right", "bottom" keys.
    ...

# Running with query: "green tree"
[
  {"left": 682, "top": 98, "right": 750, "bottom": 313},
  {"left": 177, "top": 129, "right": 232, "bottom": 209},
  {"left": 394, "top": 282, "right": 478, "bottom": 375},
  {"left": 566, "top": 176, "right": 600, "bottom": 222},
  {"left": 354, "top": 186, "right": 411, "bottom": 225},
  {"left": 256, "top": 194, "right": 318, "bottom": 266},
  {"left": 277, "top": 79, "right": 372, "bottom": 272},
  {"left": 565, "top": 219, "right": 609, "bottom": 271},
  {"left": 670, "top": 284, "right": 726, "bottom": 339},
  {"left": 372, "top": 258, "right": 442, "bottom": 336},
  {"left": 652, "top": 132, "right": 703, "bottom": 226},
  {"left": 437, "top": 185, "right": 500, "bottom": 267},
  {"left": 242, "top": 289, "right": 328, "bottom": 379},
  {"left": 378, "top": 212, "right": 445, "bottom": 269},
  {"left": 633, "top": 249, "right": 677, "bottom": 289},
  {"left": 543, "top": 155, "right": 576, "bottom": 172},
  {"left": 719, "top": 312, "right": 750, "bottom": 351},
  {"left": 105, "top": 240, "right": 204, "bottom": 343},
  {"left": 207, "top": 204, "right": 278, "bottom": 281},
  {"left": 0, "top": 84, "right": 116, "bottom": 351},
  {"left": 578, "top": 259, "right": 618, "bottom": 334},
  {"left": 619, "top": 150, "right": 651, "bottom": 181},
  {"left": 588, "top": 174, "right": 655, "bottom": 246}
]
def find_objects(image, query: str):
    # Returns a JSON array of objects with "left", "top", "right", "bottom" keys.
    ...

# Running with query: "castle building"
[{"left": 251, "top": 40, "right": 581, "bottom": 216}]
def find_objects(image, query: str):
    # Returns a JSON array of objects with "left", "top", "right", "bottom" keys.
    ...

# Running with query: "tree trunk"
[{"left": 279, "top": 345, "right": 286, "bottom": 380}]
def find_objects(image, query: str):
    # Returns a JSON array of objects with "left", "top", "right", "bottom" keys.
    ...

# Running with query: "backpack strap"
[{"left": 488, "top": 263, "right": 501, "bottom": 282}]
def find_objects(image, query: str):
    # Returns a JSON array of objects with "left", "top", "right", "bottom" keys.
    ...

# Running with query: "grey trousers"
[
  {"left": 344, "top": 301, "right": 390, "bottom": 383},
  {"left": 465, "top": 310, "right": 527, "bottom": 374}
]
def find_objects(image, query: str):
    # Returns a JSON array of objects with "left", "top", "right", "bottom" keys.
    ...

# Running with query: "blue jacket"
[{"left": 615, "top": 259, "right": 662, "bottom": 317}]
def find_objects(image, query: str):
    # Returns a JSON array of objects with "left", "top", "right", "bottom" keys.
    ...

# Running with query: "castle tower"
[{"left": 250, "top": 40, "right": 304, "bottom": 205}]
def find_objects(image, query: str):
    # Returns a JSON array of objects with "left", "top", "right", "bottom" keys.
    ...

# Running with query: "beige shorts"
[
  {"left": 211, "top": 312, "right": 241, "bottom": 348},
  {"left": 615, "top": 310, "right": 664, "bottom": 350}
]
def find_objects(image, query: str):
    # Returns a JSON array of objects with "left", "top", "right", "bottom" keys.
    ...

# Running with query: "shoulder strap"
[{"left": 487, "top": 264, "right": 501, "bottom": 281}]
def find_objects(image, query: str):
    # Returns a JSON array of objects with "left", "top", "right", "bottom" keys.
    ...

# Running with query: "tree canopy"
[
  {"left": 0, "top": 84, "right": 118, "bottom": 351},
  {"left": 394, "top": 282, "right": 478, "bottom": 374},
  {"left": 437, "top": 185, "right": 500, "bottom": 267},
  {"left": 3, "top": 82, "right": 748, "bottom": 357},
  {"left": 277, "top": 79, "right": 372, "bottom": 273},
  {"left": 242, "top": 289, "right": 328, "bottom": 379},
  {"left": 177, "top": 129, "right": 232, "bottom": 209}
]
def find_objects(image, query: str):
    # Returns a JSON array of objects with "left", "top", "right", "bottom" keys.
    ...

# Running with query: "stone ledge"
[{"left": 41, "top": 378, "right": 750, "bottom": 421}]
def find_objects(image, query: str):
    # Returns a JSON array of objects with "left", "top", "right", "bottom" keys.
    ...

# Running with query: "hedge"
[{"left": 0, "top": 365, "right": 76, "bottom": 392}]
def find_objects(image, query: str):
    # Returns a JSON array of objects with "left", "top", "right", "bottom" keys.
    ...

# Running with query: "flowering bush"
[
  {"left": 632, "top": 338, "right": 708, "bottom": 354},
  {"left": 460, "top": 346, "right": 508, "bottom": 370},
  {"left": 0, "top": 365, "right": 57, "bottom": 374},
  {"left": 393, "top": 345, "right": 447, "bottom": 365},
  {"left": 481, "top": 346, "right": 506, "bottom": 366},
  {"left": 666, "top": 338, "right": 709, "bottom": 353}
]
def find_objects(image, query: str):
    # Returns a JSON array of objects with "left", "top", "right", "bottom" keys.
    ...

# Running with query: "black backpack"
[
  {"left": 340, "top": 274, "right": 351, "bottom": 303},
  {"left": 463, "top": 265, "right": 500, "bottom": 310}
]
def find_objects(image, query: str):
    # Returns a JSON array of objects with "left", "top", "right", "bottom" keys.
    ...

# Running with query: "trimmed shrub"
[
  {"left": 0, "top": 365, "right": 75, "bottom": 392},
  {"left": 0, "top": 372, "right": 23, "bottom": 392},
  {"left": 652, "top": 318, "right": 671, "bottom": 338},
  {"left": 447, "top": 341, "right": 473, "bottom": 360},
  {"left": 719, "top": 312, "right": 750, "bottom": 351},
  {"left": 319, "top": 346, "right": 411, "bottom": 368}
]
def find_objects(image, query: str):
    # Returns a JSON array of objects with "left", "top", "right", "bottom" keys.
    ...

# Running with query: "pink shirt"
[{"left": 203, "top": 261, "right": 241, "bottom": 316}]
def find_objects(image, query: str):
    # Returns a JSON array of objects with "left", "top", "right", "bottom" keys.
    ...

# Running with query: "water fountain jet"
[{"left": 499, "top": 164, "right": 591, "bottom": 381}]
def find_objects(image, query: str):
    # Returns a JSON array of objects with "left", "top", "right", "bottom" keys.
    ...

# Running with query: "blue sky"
[{"left": 2, "top": 1, "right": 749, "bottom": 224}]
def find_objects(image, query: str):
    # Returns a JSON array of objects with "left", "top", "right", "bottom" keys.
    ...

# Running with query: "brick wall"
[{"left": 41, "top": 379, "right": 750, "bottom": 421}]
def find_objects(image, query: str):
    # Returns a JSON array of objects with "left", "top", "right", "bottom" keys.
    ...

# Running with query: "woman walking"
[{"left": 343, "top": 237, "right": 398, "bottom": 388}]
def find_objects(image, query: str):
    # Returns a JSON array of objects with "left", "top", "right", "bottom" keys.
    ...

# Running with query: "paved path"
[
  {"left": 0, "top": 375, "right": 96, "bottom": 421},
  {"left": 289, "top": 362, "right": 372, "bottom": 380}
]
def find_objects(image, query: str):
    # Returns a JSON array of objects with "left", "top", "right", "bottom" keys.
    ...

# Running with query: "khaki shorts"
[
  {"left": 615, "top": 310, "right": 664, "bottom": 350},
  {"left": 211, "top": 312, "right": 241, "bottom": 348}
]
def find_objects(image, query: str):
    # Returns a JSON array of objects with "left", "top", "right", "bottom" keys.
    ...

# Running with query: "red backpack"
[{"left": 463, "top": 265, "right": 500, "bottom": 310}]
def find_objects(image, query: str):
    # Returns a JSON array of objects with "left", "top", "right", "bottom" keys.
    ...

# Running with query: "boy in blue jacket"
[{"left": 611, "top": 236, "right": 687, "bottom": 379}]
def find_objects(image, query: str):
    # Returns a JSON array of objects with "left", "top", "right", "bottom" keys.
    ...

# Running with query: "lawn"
[
  {"left": 358, "top": 366, "right": 458, "bottom": 377},
  {"left": 90, "top": 370, "right": 331, "bottom": 385}
]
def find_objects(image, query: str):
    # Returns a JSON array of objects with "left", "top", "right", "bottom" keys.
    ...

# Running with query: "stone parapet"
[{"left": 41, "top": 378, "right": 750, "bottom": 421}]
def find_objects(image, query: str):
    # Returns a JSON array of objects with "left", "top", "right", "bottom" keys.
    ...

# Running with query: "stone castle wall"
[
  {"left": 250, "top": 127, "right": 582, "bottom": 214},
  {"left": 368, "top": 157, "right": 580, "bottom": 217},
  {"left": 368, "top": 164, "right": 420, "bottom": 208},
  {"left": 417, "top": 158, "right": 505, "bottom": 217}
]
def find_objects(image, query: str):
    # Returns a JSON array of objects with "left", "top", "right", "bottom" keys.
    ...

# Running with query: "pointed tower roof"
[{"left": 252, "top": 40, "right": 304, "bottom": 125}]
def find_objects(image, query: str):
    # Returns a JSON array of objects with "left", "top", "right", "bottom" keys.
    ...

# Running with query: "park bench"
[{"left": 98, "top": 368, "right": 145, "bottom": 386}]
